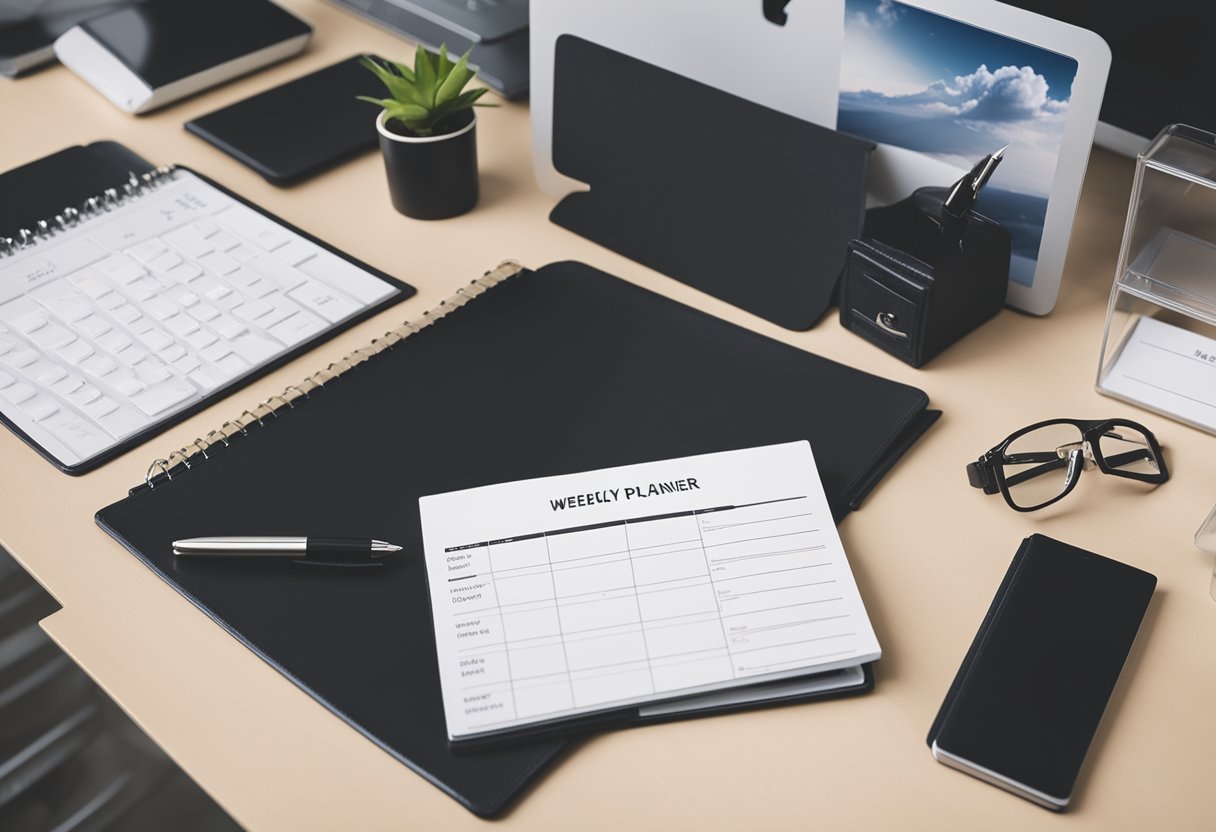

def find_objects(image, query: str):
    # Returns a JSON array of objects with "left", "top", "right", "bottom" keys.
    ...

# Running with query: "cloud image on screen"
[{"left": 838, "top": 0, "right": 1078, "bottom": 287}]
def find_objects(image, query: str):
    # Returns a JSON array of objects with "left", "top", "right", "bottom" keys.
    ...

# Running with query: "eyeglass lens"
[
  {"left": 1096, "top": 425, "right": 1161, "bottom": 478},
  {"left": 1000, "top": 423, "right": 1084, "bottom": 509}
]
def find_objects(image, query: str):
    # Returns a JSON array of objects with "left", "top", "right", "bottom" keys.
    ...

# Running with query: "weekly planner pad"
[{"left": 420, "top": 442, "right": 881, "bottom": 743}]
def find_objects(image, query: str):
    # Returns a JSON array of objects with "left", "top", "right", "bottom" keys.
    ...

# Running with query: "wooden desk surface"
[{"left": 2, "top": 2, "right": 1214, "bottom": 828}]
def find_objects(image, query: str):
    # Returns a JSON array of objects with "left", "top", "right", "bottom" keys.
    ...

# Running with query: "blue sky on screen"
[{"left": 838, "top": 0, "right": 1077, "bottom": 199}]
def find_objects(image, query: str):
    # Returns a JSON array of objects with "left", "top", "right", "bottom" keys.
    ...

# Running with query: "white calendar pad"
[{"left": 420, "top": 442, "right": 880, "bottom": 742}]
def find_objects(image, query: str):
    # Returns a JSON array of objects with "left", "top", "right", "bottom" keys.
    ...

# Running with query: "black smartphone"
[
  {"left": 928, "top": 535, "right": 1155, "bottom": 810},
  {"left": 186, "top": 54, "right": 384, "bottom": 186}
]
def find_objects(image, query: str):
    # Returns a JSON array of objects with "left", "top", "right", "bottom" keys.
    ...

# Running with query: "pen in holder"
[{"left": 840, "top": 154, "right": 1011, "bottom": 368}]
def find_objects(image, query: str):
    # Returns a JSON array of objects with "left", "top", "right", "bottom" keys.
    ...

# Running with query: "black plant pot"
[{"left": 376, "top": 109, "right": 479, "bottom": 220}]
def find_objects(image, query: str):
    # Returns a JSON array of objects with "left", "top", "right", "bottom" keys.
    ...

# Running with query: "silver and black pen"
[{"left": 172, "top": 536, "right": 404, "bottom": 565}]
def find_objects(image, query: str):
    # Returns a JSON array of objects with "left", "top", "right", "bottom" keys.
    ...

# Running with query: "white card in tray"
[{"left": 1102, "top": 316, "right": 1216, "bottom": 431}]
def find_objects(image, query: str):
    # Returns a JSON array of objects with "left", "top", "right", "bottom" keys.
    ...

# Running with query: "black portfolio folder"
[
  {"left": 0, "top": 143, "right": 414, "bottom": 473},
  {"left": 97, "top": 261, "right": 939, "bottom": 817},
  {"left": 549, "top": 36, "right": 874, "bottom": 331}
]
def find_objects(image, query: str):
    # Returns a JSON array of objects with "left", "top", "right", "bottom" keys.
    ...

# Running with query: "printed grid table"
[{"left": 443, "top": 496, "right": 867, "bottom": 732}]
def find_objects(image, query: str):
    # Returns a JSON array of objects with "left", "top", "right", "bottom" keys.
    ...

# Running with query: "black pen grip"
[{"left": 306, "top": 538, "right": 374, "bottom": 561}]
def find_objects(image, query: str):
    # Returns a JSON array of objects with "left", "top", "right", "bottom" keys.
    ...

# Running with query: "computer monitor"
[
  {"left": 1006, "top": 1, "right": 1214, "bottom": 155},
  {"left": 0, "top": 0, "right": 142, "bottom": 77},
  {"left": 327, "top": 0, "right": 529, "bottom": 100}
]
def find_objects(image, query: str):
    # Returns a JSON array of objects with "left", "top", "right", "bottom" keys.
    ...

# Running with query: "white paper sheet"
[
  {"left": 1102, "top": 316, "right": 1216, "bottom": 431},
  {"left": 420, "top": 442, "right": 881, "bottom": 741}
]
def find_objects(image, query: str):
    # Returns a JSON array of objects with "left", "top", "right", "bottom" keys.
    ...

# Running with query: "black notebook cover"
[
  {"left": 928, "top": 534, "right": 1156, "bottom": 810},
  {"left": 97, "top": 261, "right": 938, "bottom": 816},
  {"left": 0, "top": 143, "right": 152, "bottom": 237},
  {"left": 549, "top": 36, "right": 873, "bottom": 331}
]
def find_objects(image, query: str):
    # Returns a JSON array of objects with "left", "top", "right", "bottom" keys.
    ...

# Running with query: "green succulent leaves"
[{"left": 358, "top": 45, "right": 494, "bottom": 137}]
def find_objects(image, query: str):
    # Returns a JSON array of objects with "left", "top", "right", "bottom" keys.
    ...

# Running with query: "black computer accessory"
[
  {"left": 53, "top": 0, "right": 311, "bottom": 114},
  {"left": 186, "top": 55, "right": 385, "bottom": 186},
  {"left": 548, "top": 35, "right": 873, "bottom": 331},
  {"left": 97, "top": 259, "right": 939, "bottom": 816},
  {"left": 928, "top": 534, "right": 1156, "bottom": 810}
]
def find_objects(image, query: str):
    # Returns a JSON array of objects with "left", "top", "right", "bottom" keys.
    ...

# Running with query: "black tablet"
[{"left": 185, "top": 54, "right": 383, "bottom": 186}]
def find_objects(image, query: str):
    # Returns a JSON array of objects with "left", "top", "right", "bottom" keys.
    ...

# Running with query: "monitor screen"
[
  {"left": 1006, "top": 1, "right": 1215, "bottom": 153},
  {"left": 0, "top": 0, "right": 143, "bottom": 76}
]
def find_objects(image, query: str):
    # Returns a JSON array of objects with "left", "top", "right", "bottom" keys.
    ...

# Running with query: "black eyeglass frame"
[{"left": 966, "top": 417, "right": 1169, "bottom": 512}]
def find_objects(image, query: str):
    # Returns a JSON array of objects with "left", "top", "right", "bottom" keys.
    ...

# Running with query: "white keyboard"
[{"left": 0, "top": 169, "right": 400, "bottom": 470}]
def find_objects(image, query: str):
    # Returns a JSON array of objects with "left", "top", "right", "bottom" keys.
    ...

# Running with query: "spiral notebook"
[
  {"left": 96, "top": 259, "right": 939, "bottom": 816},
  {"left": 0, "top": 142, "right": 414, "bottom": 474}
]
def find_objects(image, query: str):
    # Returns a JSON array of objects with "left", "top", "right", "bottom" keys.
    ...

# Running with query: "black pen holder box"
[{"left": 840, "top": 187, "right": 1011, "bottom": 367}]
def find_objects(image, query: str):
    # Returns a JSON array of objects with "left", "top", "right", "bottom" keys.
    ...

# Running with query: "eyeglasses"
[{"left": 967, "top": 418, "right": 1168, "bottom": 512}]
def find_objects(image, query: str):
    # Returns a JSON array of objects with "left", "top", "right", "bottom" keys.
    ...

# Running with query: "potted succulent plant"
[{"left": 359, "top": 46, "right": 494, "bottom": 220}]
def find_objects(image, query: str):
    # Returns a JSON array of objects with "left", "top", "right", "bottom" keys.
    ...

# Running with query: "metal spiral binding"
[
  {"left": 0, "top": 165, "right": 179, "bottom": 259},
  {"left": 142, "top": 260, "right": 525, "bottom": 489}
]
